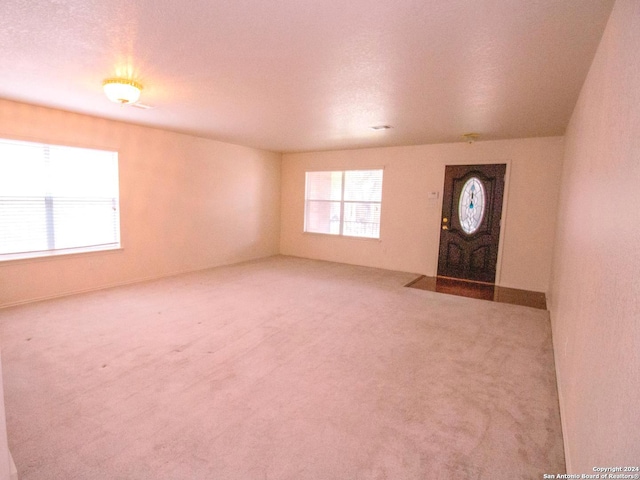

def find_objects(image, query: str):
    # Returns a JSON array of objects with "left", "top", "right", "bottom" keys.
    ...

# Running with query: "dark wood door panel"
[{"left": 437, "top": 164, "right": 506, "bottom": 283}]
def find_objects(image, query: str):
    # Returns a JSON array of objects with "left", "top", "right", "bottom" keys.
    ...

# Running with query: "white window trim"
[
  {"left": 304, "top": 168, "right": 384, "bottom": 240},
  {"left": 0, "top": 138, "right": 121, "bottom": 262}
]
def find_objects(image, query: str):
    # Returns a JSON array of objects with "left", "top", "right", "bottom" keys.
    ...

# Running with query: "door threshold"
[
  {"left": 405, "top": 276, "right": 547, "bottom": 310},
  {"left": 436, "top": 275, "right": 496, "bottom": 286}
]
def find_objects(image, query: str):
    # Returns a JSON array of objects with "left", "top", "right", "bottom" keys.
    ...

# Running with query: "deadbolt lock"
[{"left": 442, "top": 218, "right": 448, "bottom": 223}]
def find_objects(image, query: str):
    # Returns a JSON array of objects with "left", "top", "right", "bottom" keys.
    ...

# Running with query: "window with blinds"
[
  {"left": 0, "top": 138, "right": 121, "bottom": 261},
  {"left": 304, "top": 169, "right": 383, "bottom": 239}
]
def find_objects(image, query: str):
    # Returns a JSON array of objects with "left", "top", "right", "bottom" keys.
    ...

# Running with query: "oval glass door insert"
[{"left": 458, "top": 177, "right": 485, "bottom": 234}]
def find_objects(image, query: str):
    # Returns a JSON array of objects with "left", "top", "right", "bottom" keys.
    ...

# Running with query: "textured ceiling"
[{"left": 0, "top": 0, "right": 615, "bottom": 153}]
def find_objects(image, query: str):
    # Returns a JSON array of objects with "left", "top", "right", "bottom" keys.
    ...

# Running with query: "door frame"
[{"left": 431, "top": 160, "right": 512, "bottom": 285}]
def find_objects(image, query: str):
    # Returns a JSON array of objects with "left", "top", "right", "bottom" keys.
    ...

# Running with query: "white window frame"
[
  {"left": 304, "top": 169, "right": 383, "bottom": 239},
  {"left": 0, "top": 138, "right": 121, "bottom": 262}
]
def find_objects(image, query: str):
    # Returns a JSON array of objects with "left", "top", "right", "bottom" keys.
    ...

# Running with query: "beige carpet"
[{"left": 0, "top": 255, "right": 565, "bottom": 479}]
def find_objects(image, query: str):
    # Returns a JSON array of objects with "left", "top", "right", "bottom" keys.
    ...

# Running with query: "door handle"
[{"left": 442, "top": 225, "right": 449, "bottom": 230}]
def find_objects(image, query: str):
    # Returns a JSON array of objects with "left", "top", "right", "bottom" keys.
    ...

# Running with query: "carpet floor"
[{"left": 0, "top": 255, "right": 565, "bottom": 479}]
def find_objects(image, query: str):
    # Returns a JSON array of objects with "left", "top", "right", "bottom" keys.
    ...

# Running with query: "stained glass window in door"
[{"left": 458, "top": 177, "right": 485, "bottom": 234}]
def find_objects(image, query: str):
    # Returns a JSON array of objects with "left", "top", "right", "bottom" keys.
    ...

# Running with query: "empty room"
[{"left": 0, "top": 0, "right": 638, "bottom": 479}]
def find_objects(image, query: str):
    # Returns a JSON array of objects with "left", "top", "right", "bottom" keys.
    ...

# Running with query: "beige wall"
[
  {"left": 549, "top": 0, "right": 640, "bottom": 471},
  {"left": 281, "top": 137, "right": 564, "bottom": 293},
  {"left": 0, "top": 100, "right": 281, "bottom": 307}
]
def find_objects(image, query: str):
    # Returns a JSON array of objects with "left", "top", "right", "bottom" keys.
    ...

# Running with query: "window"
[
  {"left": 458, "top": 176, "right": 486, "bottom": 234},
  {"left": 0, "top": 138, "right": 121, "bottom": 261},
  {"left": 304, "top": 169, "right": 383, "bottom": 239}
]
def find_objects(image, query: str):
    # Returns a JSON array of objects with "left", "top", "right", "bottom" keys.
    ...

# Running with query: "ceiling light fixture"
[
  {"left": 103, "top": 78, "right": 143, "bottom": 105},
  {"left": 371, "top": 125, "right": 392, "bottom": 131},
  {"left": 462, "top": 133, "right": 480, "bottom": 144}
]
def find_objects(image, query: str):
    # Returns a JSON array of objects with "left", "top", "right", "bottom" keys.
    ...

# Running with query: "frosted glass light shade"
[{"left": 103, "top": 79, "right": 142, "bottom": 104}]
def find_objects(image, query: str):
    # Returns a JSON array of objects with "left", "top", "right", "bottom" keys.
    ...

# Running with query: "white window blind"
[
  {"left": 0, "top": 139, "right": 121, "bottom": 260},
  {"left": 304, "top": 169, "right": 383, "bottom": 238}
]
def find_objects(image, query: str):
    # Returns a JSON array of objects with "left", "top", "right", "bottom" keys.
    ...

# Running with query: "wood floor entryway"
[{"left": 406, "top": 275, "right": 547, "bottom": 309}]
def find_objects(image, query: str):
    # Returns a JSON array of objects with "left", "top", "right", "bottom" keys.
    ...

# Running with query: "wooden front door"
[{"left": 437, "top": 164, "right": 506, "bottom": 283}]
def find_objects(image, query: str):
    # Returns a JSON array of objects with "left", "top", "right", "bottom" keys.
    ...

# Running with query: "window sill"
[
  {"left": 0, "top": 245, "right": 123, "bottom": 266},
  {"left": 302, "top": 232, "right": 382, "bottom": 242}
]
